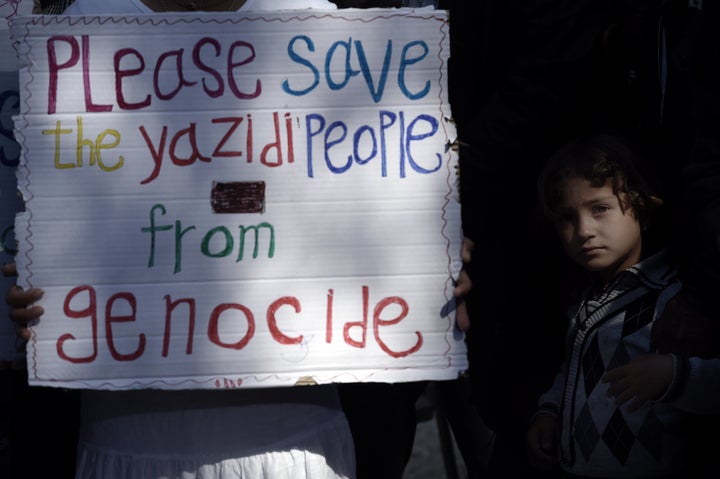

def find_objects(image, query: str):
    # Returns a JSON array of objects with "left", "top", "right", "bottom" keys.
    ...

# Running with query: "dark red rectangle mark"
[{"left": 211, "top": 181, "right": 265, "bottom": 214}]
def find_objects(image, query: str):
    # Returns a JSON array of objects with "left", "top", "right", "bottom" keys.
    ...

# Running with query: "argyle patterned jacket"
[{"left": 536, "top": 250, "right": 690, "bottom": 477}]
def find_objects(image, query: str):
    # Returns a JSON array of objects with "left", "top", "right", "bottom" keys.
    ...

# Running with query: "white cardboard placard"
[{"left": 11, "top": 9, "right": 466, "bottom": 389}]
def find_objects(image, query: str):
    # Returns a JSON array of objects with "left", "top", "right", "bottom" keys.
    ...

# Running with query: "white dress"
[
  {"left": 58, "top": 2, "right": 353, "bottom": 478},
  {"left": 75, "top": 386, "right": 355, "bottom": 479}
]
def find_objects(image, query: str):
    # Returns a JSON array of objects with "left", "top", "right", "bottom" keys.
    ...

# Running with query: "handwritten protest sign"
[
  {"left": 0, "top": 0, "right": 31, "bottom": 362},
  {"left": 10, "top": 9, "right": 465, "bottom": 389}
]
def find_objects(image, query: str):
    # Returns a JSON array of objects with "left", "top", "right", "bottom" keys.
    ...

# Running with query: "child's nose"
[{"left": 576, "top": 216, "right": 595, "bottom": 239}]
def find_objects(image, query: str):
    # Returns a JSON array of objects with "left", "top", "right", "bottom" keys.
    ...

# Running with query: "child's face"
[{"left": 553, "top": 176, "right": 642, "bottom": 284}]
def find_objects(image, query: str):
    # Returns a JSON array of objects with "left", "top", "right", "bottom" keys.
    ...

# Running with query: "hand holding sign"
[{"left": 3, "top": 262, "right": 43, "bottom": 341}]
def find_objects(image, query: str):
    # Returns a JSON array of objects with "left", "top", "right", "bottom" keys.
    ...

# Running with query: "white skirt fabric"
[{"left": 75, "top": 386, "right": 355, "bottom": 479}]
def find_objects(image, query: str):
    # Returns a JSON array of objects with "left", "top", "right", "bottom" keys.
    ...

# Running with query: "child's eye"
[{"left": 591, "top": 204, "right": 609, "bottom": 215}]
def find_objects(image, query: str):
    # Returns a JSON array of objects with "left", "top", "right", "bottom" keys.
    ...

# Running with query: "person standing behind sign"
[
  {"left": 68, "top": 0, "right": 468, "bottom": 477},
  {"left": 10, "top": 2, "right": 475, "bottom": 479},
  {"left": 10, "top": 3, "right": 357, "bottom": 479}
]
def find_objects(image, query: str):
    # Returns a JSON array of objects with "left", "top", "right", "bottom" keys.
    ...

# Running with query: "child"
[{"left": 525, "top": 133, "right": 692, "bottom": 477}]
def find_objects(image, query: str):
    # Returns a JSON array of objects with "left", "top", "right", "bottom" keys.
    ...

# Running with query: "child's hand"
[
  {"left": 3, "top": 262, "right": 45, "bottom": 341},
  {"left": 602, "top": 354, "right": 674, "bottom": 413},
  {"left": 525, "top": 413, "right": 558, "bottom": 471}
]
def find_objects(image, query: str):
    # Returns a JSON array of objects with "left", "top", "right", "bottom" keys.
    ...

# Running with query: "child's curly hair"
[{"left": 538, "top": 133, "right": 662, "bottom": 230}]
